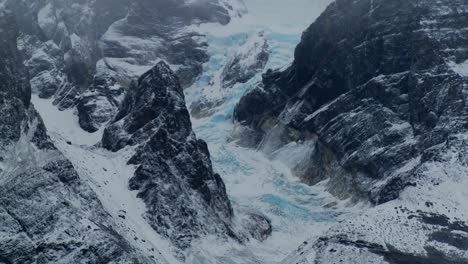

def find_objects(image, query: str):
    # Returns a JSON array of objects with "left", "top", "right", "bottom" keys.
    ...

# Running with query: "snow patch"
[
  {"left": 448, "top": 60, "right": 468, "bottom": 77},
  {"left": 31, "top": 95, "right": 102, "bottom": 146}
]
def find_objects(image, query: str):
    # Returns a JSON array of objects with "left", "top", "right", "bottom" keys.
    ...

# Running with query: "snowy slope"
[
  {"left": 284, "top": 133, "right": 468, "bottom": 263},
  {"left": 32, "top": 95, "right": 181, "bottom": 263},
  {"left": 448, "top": 60, "right": 468, "bottom": 78}
]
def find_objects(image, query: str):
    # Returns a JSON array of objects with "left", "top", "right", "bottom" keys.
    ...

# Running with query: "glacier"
[
  {"left": 182, "top": 0, "right": 360, "bottom": 262},
  {"left": 30, "top": 1, "right": 351, "bottom": 262}
]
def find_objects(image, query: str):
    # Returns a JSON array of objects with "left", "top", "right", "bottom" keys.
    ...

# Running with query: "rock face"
[
  {"left": 234, "top": 0, "right": 467, "bottom": 203},
  {"left": 0, "top": 10, "right": 161, "bottom": 264},
  {"left": 235, "top": 0, "right": 468, "bottom": 262},
  {"left": 6, "top": 0, "right": 244, "bottom": 132},
  {"left": 102, "top": 62, "right": 234, "bottom": 250},
  {"left": 221, "top": 31, "right": 269, "bottom": 89}
]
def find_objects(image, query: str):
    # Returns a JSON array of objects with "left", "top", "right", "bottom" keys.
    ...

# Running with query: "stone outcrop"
[
  {"left": 233, "top": 0, "right": 468, "bottom": 262},
  {"left": 234, "top": 0, "right": 468, "bottom": 204},
  {"left": 102, "top": 62, "right": 235, "bottom": 249}
]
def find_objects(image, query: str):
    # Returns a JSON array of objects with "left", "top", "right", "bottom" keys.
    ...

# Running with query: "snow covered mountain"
[
  {"left": 0, "top": 0, "right": 262, "bottom": 263},
  {"left": 4, "top": 0, "right": 246, "bottom": 133},
  {"left": 190, "top": 31, "right": 269, "bottom": 118},
  {"left": 235, "top": 0, "right": 468, "bottom": 262},
  {"left": 1, "top": 0, "right": 467, "bottom": 263},
  {"left": 101, "top": 61, "right": 236, "bottom": 251},
  {"left": 0, "top": 9, "right": 169, "bottom": 263}
]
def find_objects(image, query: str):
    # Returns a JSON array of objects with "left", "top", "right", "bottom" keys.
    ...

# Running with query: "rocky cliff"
[
  {"left": 235, "top": 0, "right": 467, "bottom": 204},
  {"left": 235, "top": 0, "right": 468, "bottom": 262},
  {"left": 102, "top": 62, "right": 235, "bottom": 250},
  {"left": 0, "top": 10, "right": 165, "bottom": 264}
]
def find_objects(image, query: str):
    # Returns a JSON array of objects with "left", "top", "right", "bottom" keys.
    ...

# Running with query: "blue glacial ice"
[{"left": 183, "top": 1, "right": 350, "bottom": 262}]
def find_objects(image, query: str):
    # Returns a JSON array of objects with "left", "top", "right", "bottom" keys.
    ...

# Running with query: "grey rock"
[
  {"left": 234, "top": 0, "right": 468, "bottom": 262},
  {"left": 190, "top": 98, "right": 224, "bottom": 119},
  {"left": 234, "top": 0, "right": 468, "bottom": 204},
  {"left": 102, "top": 62, "right": 235, "bottom": 250},
  {"left": 0, "top": 10, "right": 160, "bottom": 263},
  {"left": 240, "top": 214, "right": 272, "bottom": 242},
  {"left": 77, "top": 71, "right": 123, "bottom": 132}
]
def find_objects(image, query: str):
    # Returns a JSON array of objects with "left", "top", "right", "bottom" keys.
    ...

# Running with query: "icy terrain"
[
  {"left": 19, "top": 1, "right": 349, "bottom": 262},
  {"left": 183, "top": 0, "right": 362, "bottom": 262},
  {"left": 7, "top": 0, "right": 465, "bottom": 262}
]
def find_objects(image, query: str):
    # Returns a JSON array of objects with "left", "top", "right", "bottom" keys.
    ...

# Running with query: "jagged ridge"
[{"left": 102, "top": 61, "right": 235, "bottom": 250}]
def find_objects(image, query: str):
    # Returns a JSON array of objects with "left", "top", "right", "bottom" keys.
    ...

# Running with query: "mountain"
[
  {"left": 235, "top": 0, "right": 468, "bottom": 262},
  {"left": 221, "top": 31, "right": 269, "bottom": 89},
  {"left": 2, "top": 0, "right": 467, "bottom": 262},
  {"left": 5, "top": 0, "right": 245, "bottom": 133},
  {"left": 101, "top": 61, "right": 235, "bottom": 250},
  {"left": 0, "top": 0, "right": 267, "bottom": 263},
  {"left": 0, "top": 9, "right": 165, "bottom": 264}
]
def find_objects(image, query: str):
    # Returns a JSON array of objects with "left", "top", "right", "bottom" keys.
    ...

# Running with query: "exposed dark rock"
[
  {"left": 241, "top": 214, "right": 272, "bottom": 242},
  {"left": 190, "top": 99, "right": 224, "bottom": 119},
  {"left": 76, "top": 72, "right": 123, "bottom": 132},
  {"left": 0, "top": 10, "right": 158, "bottom": 263},
  {"left": 234, "top": 0, "right": 468, "bottom": 204},
  {"left": 102, "top": 61, "right": 235, "bottom": 249},
  {"left": 430, "top": 230, "right": 468, "bottom": 251}
]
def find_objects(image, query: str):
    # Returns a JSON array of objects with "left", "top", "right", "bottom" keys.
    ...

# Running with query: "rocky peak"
[
  {"left": 234, "top": 0, "right": 468, "bottom": 203},
  {"left": 102, "top": 61, "right": 190, "bottom": 151},
  {"left": 102, "top": 61, "right": 235, "bottom": 250}
]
